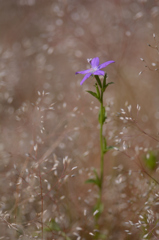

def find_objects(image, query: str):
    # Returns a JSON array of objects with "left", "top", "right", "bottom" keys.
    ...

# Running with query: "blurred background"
[{"left": 0, "top": 0, "right": 159, "bottom": 239}]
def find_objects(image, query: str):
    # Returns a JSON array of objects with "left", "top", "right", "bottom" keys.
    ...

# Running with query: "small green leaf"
[
  {"left": 103, "top": 137, "right": 107, "bottom": 152},
  {"left": 103, "top": 74, "right": 107, "bottom": 90},
  {"left": 44, "top": 219, "right": 61, "bottom": 232},
  {"left": 85, "top": 178, "right": 101, "bottom": 188},
  {"left": 61, "top": 232, "right": 72, "bottom": 240},
  {"left": 102, "top": 137, "right": 114, "bottom": 154},
  {"left": 107, "top": 82, "right": 114, "bottom": 86},
  {"left": 93, "top": 168, "right": 100, "bottom": 181},
  {"left": 97, "top": 233, "right": 108, "bottom": 239},
  {"left": 93, "top": 201, "right": 104, "bottom": 220},
  {"left": 143, "top": 151, "right": 157, "bottom": 171},
  {"left": 102, "top": 106, "right": 107, "bottom": 124},
  {"left": 85, "top": 169, "right": 101, "bottom": 188},
  {"left": 98, "top": 106, "right": 107, "bottom": 124},
  {"left": 44, "top": 219, "right": 71, "bottom": 240},
  {"left": 85, "top": 179, "right": 97, "bottom": 184},
  {"left": 103, "top": 81, "right": 114, "bottom": 91},
  {"left": 87, "top": 90, "right": 97, "bottom": 98},
  {"left": 87, "top": 90, "right": 100, "bottom": 102},
  {"left": 106, "top": 146, "right": 114, "bottom": 150},
  {"left": 95, "top": 83, "right": 100, "bottom": 99},
  {"left": 103, "top": 145, "right": 114, "bottom": 154},
  {"left": 94, "top": 75, "right": 102, "bottom": 88}
]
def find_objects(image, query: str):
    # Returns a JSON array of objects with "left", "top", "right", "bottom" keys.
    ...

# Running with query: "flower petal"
[
  {"left": 80, "top": 72, "right": 92, "bottom": 85},
  {"left": 98, "top": 60, "right": 115, "bottom": 70},
  {"left": 76, "top": 69, "right": 91, "bottom": 75},
  {"left": 93, "top": 70, "right": 105, "bottom": 76},
  {"left": 90, "top": 57, "right": 99, "bottom": 68}
]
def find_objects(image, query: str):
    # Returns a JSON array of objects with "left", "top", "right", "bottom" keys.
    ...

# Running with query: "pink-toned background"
[{"left": 0, "top": 0, "right": 159, "bottom": 239}]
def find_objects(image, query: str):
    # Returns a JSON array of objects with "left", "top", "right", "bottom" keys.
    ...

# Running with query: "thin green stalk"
[
  {"left": 86, "top": 74, "right": 113, "bottom": 238},
  {"left": 99, "top": 91, "right": 104, "bottom": 200},
  {"left": 95, "top": 88, "right": 105, "bottom": 237}
]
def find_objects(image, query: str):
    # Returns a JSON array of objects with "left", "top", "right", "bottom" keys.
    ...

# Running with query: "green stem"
[
  {"left": 95, "top": 89, "right": 105, "bottom": 235},
  {"left": 99, "top": 91, "right": 104, "bottom": 201}
]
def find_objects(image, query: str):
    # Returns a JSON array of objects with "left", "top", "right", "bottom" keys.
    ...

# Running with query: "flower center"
[{"left": 90, "top": 66, "right": 98, "bottom": 73}]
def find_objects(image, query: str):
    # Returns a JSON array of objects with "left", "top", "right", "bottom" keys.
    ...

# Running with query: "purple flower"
[{"left": 76, "top": 57, "right": 115, "bottom": 85}]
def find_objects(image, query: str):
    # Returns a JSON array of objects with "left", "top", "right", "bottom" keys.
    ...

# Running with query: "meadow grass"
[{"left": 1, "top": 44, "right": 159, "bottom": 240}]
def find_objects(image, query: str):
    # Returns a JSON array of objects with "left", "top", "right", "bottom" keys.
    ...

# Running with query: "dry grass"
[{"left": 0, "top": 0, "right": 159, "bottom": 239}]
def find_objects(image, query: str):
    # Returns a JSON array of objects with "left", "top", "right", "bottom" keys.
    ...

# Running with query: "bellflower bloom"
[{"left": 76, "top": 57, "right": 115, "bottom": 85}]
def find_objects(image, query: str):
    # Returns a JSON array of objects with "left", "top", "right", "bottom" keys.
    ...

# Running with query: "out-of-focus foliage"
[{"left": 144, "top": 151, "right": 157, "bottom": 171}]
